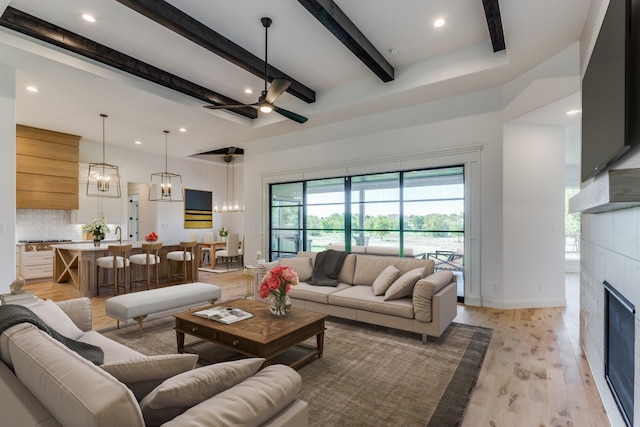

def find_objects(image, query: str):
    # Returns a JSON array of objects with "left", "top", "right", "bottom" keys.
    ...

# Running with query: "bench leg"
[
  {"left": 134, "top": 315, "right": 148, "bottom": 338},
  {"left": 422, "top": 334, "right": 428, "bottom": 345},
  {"left": 117, "top": 320, "right": 120, "bottom": 329},
  {"left": 208, "top": 298, "right": 218, "bottom": 304}
]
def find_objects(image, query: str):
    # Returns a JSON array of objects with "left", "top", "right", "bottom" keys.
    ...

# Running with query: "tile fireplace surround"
[{"left": 570, "top": 168, "right": 640, "bottom": 427}]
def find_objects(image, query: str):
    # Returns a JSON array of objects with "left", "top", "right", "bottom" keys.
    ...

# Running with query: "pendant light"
[
  {"left": 149, "top": 130, "right": 183, "bottom": 202},
  {"left": 214, "top": 152, "right": 244, "bottom": 212},
  {"left": 87, "top": 114, "right": 121, "bottom": 198}
]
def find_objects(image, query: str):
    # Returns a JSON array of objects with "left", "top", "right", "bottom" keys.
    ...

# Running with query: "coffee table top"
[{"left": 174, "top": 298, "right": 327, "bottom": 344}]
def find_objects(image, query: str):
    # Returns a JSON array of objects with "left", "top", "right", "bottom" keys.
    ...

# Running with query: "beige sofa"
[
  {"left": 259, "top": 251, "right": 458, "bottom": 343},
  {"left": 0, "top": 298, "right": 308, "bottom": 427}
]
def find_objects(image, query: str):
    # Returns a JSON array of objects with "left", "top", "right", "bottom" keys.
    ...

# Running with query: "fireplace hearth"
[{"left": 604, "top": 280, "right": 635, "bottom": 426}]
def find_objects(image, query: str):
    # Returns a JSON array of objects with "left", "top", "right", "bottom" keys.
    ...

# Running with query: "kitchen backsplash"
[{"left": 16, "top": 209, "right": 82, "bottom": 241}]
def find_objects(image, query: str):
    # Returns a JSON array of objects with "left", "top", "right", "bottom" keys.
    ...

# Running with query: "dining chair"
[
  {"left": 215, "top": 233, "right": 240, "bottom": 271},
  {"left": 96, "top": 244, "right": 132, "bottom": 295},
  {"left": 166, "top": 241, "right": 197, "bottom": 284},
  {"left": 201, "top": 231, "right": 216, "bottom": 266}
]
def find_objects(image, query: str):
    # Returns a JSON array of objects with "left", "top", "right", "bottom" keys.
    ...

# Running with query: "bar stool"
[
  {"left": 129, "top": 242, "right": 162, "bottom": 290},
  {"left": 96, "top": 244, "right": 132, "bottom": 296},
  {"left": 166, "top": 241, "right": 197, "bottom": 284}
]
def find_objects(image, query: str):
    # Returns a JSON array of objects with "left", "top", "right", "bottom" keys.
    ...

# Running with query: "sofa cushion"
[
  {"left": 0, "top": 323, "right": 32, "bottom": 367},
  {"left": 352, "top": 255, "right": 433, "bottom": 286},
  {"left": 278, "top": 257, "right": 313, "bottom": 282},
  {"left": 162, "top": 365, "right": 303, "bottom": 427},
  {"left": 8, "top": 325, "right": 144, "bottom": 427},
  {"left": 384, "top": 267, "right": 424, "bottom": 301},
  {"left": 328, "top": 286, "right": 414, "bottom": 319},
  {"left": 140, "top": 358, "right": 264, "bottom": 426},
  {"left": 76, "top": 330, "right": 145, "bottom": 363},
  {"left": 371, "top": 265, "right": 400, "bottom": 296},
  {"left": 338, "top": 253, "right": 357, "bottom": 284},
  {"left": 289, "top": 282, "right": 351, "bottom": 304},
  {"left": 101, "top": 353, "right": 199, "bottom": 401},
  {"left": 28, "top": 299, "right": 84, "bottom": 340},
  {"left": 413, "top": 270, "right": 454, "bottom": 322}
]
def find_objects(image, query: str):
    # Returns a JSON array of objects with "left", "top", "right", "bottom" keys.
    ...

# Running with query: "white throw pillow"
[
  {"left": 371, "top": 265, "right": 400, "bottom": 296},
  {"left": 28, "top": 299, "right": 84, "bottom": 339},
  {"left": 140, "top": 358, "right": 265, "bottom": 426},
  {"left": 384, "top": 267, "right": 425, "bottom": 301},
  {"left": 278, "top": 257, "right": 313, "bottom": 282}
]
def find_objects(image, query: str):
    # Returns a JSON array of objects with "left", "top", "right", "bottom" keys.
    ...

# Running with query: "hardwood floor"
[{"left": 25, "top": 272, "right": 609, "bottom": 427}]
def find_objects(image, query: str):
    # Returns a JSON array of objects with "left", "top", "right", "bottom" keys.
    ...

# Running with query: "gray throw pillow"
[
  {"left": 372, "top": 265, "right": 400, "bottom": 296},
  {"left": 384, "top": 267, "right": 424, "bottom": 301}
]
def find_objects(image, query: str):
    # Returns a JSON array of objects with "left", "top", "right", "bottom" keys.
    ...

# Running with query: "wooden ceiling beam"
[
  {"left": 115, "top": 0, "right": 316, "bottom": 104},
  {"left": 0, "top": 7, "right": 258, "bottom": 119},
  {"left": 482, "top": 0, "right": 506, "bottom": 52},
  {"left": 297, "top": 0, "right": 394, "bottom": 82}
]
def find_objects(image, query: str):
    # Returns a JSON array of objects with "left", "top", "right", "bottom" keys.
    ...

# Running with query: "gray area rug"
[{"left": 101, "top": 316, "right": 491, "bottom": 427}]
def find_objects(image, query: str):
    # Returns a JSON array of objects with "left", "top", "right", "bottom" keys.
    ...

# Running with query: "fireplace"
[{"left": 604, "top": 280, "right": 635, "bottom": 426}]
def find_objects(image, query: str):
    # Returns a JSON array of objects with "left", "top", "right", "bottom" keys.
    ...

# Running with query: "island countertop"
[{"left": 52, "top": 241, "right": 199, "bottom": 297}]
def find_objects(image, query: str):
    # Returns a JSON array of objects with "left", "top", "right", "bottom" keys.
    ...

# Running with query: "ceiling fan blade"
[
  {"left": 204, "top": 103, "right": 255, "bottom": 110},
  {"left": 273, "top": 105, "right": 308, "bottom": 123},
  {"left": 265, "top": 79, "right": 291, "bottom": 104}
]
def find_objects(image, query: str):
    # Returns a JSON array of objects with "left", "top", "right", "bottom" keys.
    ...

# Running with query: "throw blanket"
[
  {"left": 307, "top": 249, "right": 349, "bottom": 287},
  {"left": 0, "top": 304, "right": 104, "bottom": 365}
]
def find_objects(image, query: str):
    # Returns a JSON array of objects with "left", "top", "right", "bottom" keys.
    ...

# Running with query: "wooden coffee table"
[{"left": 174, "top": 298, "right": 327, "bottom": 368}]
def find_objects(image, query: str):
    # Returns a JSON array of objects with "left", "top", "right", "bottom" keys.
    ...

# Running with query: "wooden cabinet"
[
  {"left": 16, "top": 125, "right": 80, "bottom": 209},
  {"left": 21, "top": 249, "right": 54, "bottom": 281}
]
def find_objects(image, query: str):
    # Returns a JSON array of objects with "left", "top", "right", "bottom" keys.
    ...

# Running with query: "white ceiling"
[{"left": 0, "top": 0, "right": 590, "bottom": 162}]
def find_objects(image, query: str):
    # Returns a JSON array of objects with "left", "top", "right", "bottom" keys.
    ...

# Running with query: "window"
[{"left": 269, "top": 166, "right": 464, "bottom": 263}]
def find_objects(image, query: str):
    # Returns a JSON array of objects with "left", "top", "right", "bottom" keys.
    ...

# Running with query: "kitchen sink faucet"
[{"left": 115, "top": 226, "right": 122, "bottom": 244}]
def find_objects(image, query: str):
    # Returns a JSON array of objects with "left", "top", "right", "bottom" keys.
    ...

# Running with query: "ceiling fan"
[{"left": 204, "top": 17, "right": 308, "bottom": 124}]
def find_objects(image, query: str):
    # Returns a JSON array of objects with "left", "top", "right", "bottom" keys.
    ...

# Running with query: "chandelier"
[
  {"left": 87, "top": 114, "right": 121, "bottom": 198},
  {"left": 214, "top": 152, "right": 244, "bottom": 212},
  {"left": 149, "top": 130, "right": 183, "bottom": 202}
]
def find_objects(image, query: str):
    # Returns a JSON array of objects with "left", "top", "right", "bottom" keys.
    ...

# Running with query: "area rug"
[
  {"left": 198, "top": 266, "right": 240, "bottom": 274},
  {"left": 101, "top": 317, "right": 491, "bottom": 427}
]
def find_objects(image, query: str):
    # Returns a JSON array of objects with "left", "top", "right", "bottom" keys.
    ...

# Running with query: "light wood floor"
[{"left": 25, "top": 272, "right": 609, "bottom": 427}]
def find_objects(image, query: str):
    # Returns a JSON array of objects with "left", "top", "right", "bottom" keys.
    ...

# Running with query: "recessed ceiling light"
[
  {"left": 244, "top": 88, "right": 253, "bottom": 94},
  {"left": 434, "top": 18, "right": 446, "bottom": 28},
  {"left": 82, "top": 14, "right": 96, "bottom": 23},
  {"left": 179, "top": 127, "right": 187, "bottom": 132},
  {"left": 389, "top": 48, "right": 398, "bottom": 55},
  {"left": 134, "top": 140, "right": 142, "bottom": 145},
  {"left": 26, "top": 86, "right": 38, "bottom": 93},
  {"left": 566, "top": 109, "right": 582, "bottom": 116}
]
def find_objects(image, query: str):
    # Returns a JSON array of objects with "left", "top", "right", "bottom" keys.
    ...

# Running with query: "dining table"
[{"left": 199, "top": 241, "right": 230, "bottom": 269}]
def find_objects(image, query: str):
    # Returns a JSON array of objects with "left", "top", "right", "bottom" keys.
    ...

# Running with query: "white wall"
[
  {"left": 80, "top": 140, "right": 233, "bottom": 242},
  {"left": 0, "top": 63, "right": 15, "bottom": 293},
  {"left": 242, "top": 46, "right": 578, "bottom": 309},
  {"left": 500, "top": 124, "right": 566, "bottom": 308}
]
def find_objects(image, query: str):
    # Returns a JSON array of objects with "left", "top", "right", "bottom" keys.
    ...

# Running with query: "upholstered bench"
[{"left": 105, "top": 282, "right": 222, "bottom": 336}]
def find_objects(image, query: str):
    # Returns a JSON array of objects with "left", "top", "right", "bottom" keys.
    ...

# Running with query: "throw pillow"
[
  {"left": 140, "top": 358, "right": 265, "bottom": 426},
  {"left": 28, "top": 299, "right": 84, "bottom": 340},
  {"left": 384, "top": 267, "right": 425, "bottom": 301},
  {"left": 413, "top": 270, "right": 454, "bottom": 322},
  {"left": 278, "top": 257, "right": 313, "bottom": 282},
  {"left": 371, "top": 265, "right": 400, "bottom": 296},
  {"left": 101, "top": 353, "right": 198, "bottom": 400}
]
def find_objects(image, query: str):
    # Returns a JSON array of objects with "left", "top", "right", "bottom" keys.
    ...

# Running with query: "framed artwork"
[{"left": 184, "top": 189, "right": 213, "bottom": 229}]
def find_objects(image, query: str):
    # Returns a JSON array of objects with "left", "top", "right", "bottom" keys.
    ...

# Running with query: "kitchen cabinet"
[
  {"left": 21, "top": 249, "right": 54, "bottom": 281},
  {"left": 73, "top": 164, "right": 127, "bottom": 224},
  {"left": 16, "top": 125, "right": 80, "bottom": 210}
]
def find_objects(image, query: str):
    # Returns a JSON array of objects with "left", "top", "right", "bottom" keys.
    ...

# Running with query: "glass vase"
[
  {"left": 93, "top": 237, "right": 101, "bottom": 247},
  {"left": 269, "top": 293, "right": 291, "bottom": 317}
]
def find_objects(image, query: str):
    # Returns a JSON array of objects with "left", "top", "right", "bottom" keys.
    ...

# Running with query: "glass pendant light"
[
  {"left": 87, "top": 114, "right": 121, "bottom": 198},
  {"left": 149, "top": 130, "right": 183, "bottom": 202}
]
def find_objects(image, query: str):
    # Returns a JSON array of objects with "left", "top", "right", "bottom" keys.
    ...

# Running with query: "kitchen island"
[{"left": 52, "top": 241, "right": 200, "bottom": 297}]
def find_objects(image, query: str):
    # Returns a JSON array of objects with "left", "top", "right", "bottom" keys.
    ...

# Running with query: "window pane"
[
  {"left": 272, "top": 182, "right": 303, "bottom": 205},
  {"left": 403, "top": 201, "right": 464, "bottom": 231},
  {"left": 351, "top": 173, "right": 400, "bottom": 202},
  {"left": 307, "top": 178, "right": 344, "bottom": 204},
  {"left": 306, "top": 205, "right": 345, "bottom": 230},
  {"left": 306, "top": 231, "right": 345, "bottom": 252},
  {"left": 271, "top": 230, "right": 302, "bottom": 254},
  {"left": 404, "top": 167, "right": 464, "bottom": 201},
  {"left": 271, "top": 206, "right": 301, "bottom": 229}
]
